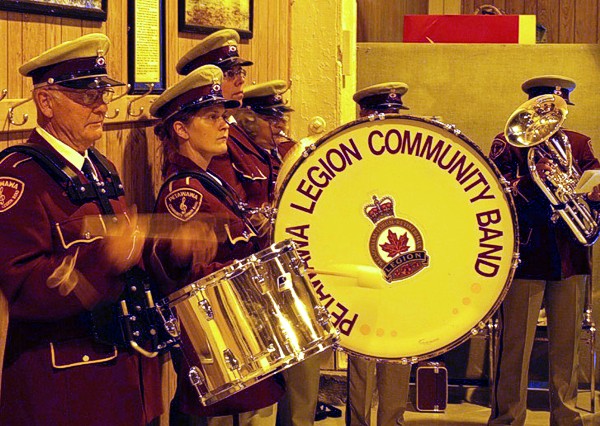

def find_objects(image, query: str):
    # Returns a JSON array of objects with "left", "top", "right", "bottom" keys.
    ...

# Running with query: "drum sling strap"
[
  {"left": 0, "top": 143, "right": 125, "bottom": 206},
  {"left": 0, "top": 144, "right": 172, "bottom": 357},
  {"left": 161, "top": 168, "right": 260, "bottom": 238}
]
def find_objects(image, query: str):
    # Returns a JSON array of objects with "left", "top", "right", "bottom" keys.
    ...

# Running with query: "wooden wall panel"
[
  {"left": 361, "top": 0, "right": 600, "bottom": 43},
  {"left": 559, "top": 0, "right": 575, "bottom": 43},
  {"left": 357, "top": 0, "right": 429, "bottom": 42},
  {"left": 577, "top": 0, "right": 598, "bottom": 43},
  {"left": 504, "top": 0, "right": 525, "bottom": 14},
  {"left": 0, "top": 0, "right": 291, "bottom": 202},
  {"left": 461, "top": 0, "right": 600, "bottom": 44}
]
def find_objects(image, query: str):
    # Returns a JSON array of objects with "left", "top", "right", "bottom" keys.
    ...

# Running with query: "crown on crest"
[{"left": 364, "top": 195, "right": 395, "bottom": 224}]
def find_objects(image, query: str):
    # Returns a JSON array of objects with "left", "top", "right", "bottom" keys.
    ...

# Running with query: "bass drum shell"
[{"left": 272, "top": 115, "right": 519, "bottom": 362}]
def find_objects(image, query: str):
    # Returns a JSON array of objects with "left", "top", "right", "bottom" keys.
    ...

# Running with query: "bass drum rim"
[{"left": 272, "top": 114, "right": 520, "bottom": 363}]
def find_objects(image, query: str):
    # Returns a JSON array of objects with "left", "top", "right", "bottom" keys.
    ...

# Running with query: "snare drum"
[
  {"left": 273, "top": 115, "right": 519, "bottom": 362},
  {"left": 158, "top": 240, "right": 338, "bottom": 405}
]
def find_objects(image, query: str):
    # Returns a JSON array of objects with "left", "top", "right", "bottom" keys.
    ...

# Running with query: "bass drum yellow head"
[{"left": 273, "top": 115, "right": 518, "bottom": 362}]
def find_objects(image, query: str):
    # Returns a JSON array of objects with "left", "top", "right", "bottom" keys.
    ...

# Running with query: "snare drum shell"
[
  {"left": 173, "top": 349, "right": 286, "bottom": 417},
  {"left": 162, "top": 240, "right": 338, "bottom": 412}
]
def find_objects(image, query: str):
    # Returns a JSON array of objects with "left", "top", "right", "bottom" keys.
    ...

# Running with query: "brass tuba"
[{"left": 504, "top": 93, "right": 599, "bottom": 245}]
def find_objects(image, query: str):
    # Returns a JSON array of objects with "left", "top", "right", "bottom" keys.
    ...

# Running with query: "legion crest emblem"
[{"left": 364, "top": 195, "right": 429, "bottom": 282}]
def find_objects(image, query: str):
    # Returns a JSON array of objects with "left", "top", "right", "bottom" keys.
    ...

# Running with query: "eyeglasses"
[
  {"left": 223, "top": 68, "right": 247, "bottom": 80},
  {"left": 48, "top": 87, "right": 115, "bottom": 106}
]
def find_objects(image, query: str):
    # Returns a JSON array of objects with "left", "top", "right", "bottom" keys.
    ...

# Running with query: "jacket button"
[
  {"left": 84, "top": 232, "right": 91, "bottom": 240},
  {"left": 82, "top": 355, "right": 90, "bottom": 362}
]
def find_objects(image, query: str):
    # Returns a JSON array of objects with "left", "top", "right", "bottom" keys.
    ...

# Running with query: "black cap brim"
[
  {"left": 256, "top": 106, "right": 294, "bottom": 117},
  {"left": 189, "top": 98, "right": 241, "bottom": 111},
  {"left": 59, "top": 75, "right": 126, "bottom": 89},
  {"left": 219, "top": 56, "right": 253, "bottom": 69},
  {"left": 372, "top": 103, "right": 409, "bottom": 111}
]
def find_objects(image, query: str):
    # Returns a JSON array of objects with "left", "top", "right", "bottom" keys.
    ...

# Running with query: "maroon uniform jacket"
[
  {"left": 144, "top": 153, "right": 284, "bottom": 418},
  {"left": 208, "top": 123, "right": 274, "bottom": 207},
  {"left": 269, "top": 140, "right": 296, "bottom": 180},
  {"left": 489, "top": 129, "right": 600, "bottom": 280},
  {"left": 0, "top": 131, "right": 162, "bottom": 426}
]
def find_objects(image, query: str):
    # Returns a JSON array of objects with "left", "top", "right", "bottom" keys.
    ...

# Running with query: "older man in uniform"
[
  {"left": 233, "top": 80, "right": 332, "bottom": 426},
  {"left": 177, "top": 29, "right": 274, "bottom": 214},
  {"left": 345, "top": 82, "right": 413, "bottom": 426},
  {"left": 236, "top": 80, "right": 295, "bottom": 177},
  {"left": 488, "top": 75, "right": 600, "bottom": 426},
  {"left": 0, "top": 34, "right": 162, "bottom": 425}
]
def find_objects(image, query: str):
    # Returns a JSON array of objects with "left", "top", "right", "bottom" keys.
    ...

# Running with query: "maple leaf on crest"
[{"left": 380, "top": 230, "right": 410, "bottom": 258}]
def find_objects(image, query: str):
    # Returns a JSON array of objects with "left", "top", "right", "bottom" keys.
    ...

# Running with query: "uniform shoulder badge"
[
  {"left": 165, "top": 187, "right": 203, "bottom": 222},
  {"left": 490, "top": 138, "right": 506, "bottom": 160},
  {"left": 588, "top": 139, "right": 595, "bottom": 157},
  {"left": 0, "top": 177, "right": 25, "bottom": 213},
  {"left": 365, "top": 195, "right": 429, "bottom": 283}
]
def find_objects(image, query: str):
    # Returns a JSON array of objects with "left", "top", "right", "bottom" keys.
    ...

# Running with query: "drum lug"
[
  {"left": 315, "top": 306, "right": 331, "bottom": 327},
  {"left": 156, "top": 303, "right": 180, "bottom": 338},
  {"left": 290, "top": 256, "right": 305, "bottom": 275},
  {"left": 499, "top": 176, "right": 513, "bottom": 193},
  {"left": 223, "top": 348, "right": 240, "bottom": 371},
  {"left": 188, "top": 366, "right": 208, "bottom": 397},
  {"left": 277, "top": 272, "right": 293, "bottom": 291},
  {"left": 252, "top": 266, "right": 266, "bottom": 284},
  {"left": 301, "top": 144, "right": 316, "bottom": 159},
  {"left": 443, "top": 122, "right": 461, "bottom": 136},
  {"left": 163, "top": 316, "right": 180, "bottom": 338},
  {"left": 250, "top": 263, "right": 271, "bottom": 294},
  {"left": 198, "top": 299, "right": 214, "bottom": 320},
  {"left": 471, "top": 321, "right": 487, "bottom": 336},
  {"left": 367, "top": 113, "right": 386, "bottom": 122}
]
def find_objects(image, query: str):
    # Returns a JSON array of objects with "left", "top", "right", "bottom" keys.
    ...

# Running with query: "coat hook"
[
  {"left": 128, "top": 83, "right": 154, "bottom": 117},
  {"left": 105, "top": 84, "right": 131, "bottom": 119},
  {"left": 8, "top": 97, "right": 32, "bottom": 126},
  {"left": 0, "top": 89, "right": 7, "bottom": 102}
]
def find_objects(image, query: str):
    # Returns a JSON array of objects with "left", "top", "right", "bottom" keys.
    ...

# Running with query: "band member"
[
  {"left": 488, "top": 75, "right": 600, "bottom": 426},
  {"left": 226, "top": 81, "right": 327, "bottom": 426},
  {"left": 146, "top": 65, "right": 284, "bottom": 425},
  {"left": 176, "top": 29, "right": 275, "bottom": 214},
  {"left": 234, "top": 80, "right": 295, "bottom": 177},
  {"left": 346, "top": 82, "right": 412, "bottom": 426},
  {"left": 0, "top": 33, "right": 162, "bottom": 425}
]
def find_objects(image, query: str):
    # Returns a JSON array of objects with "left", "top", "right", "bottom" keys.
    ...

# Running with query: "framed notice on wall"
[
  {"left": 179, "top": 0, "right": 253, "bottom": 39},
  {"left": 0, "top": 0, "right": 107, "bottom": 21},
  {"left": 128, "top": 0, "right": 166, "bottom": 94}
]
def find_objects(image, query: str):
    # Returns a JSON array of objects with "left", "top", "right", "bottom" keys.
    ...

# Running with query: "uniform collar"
[
  {"left": 36, "top": 126, "right": 88, "bottom": 171},
  {"left": 166, "top": 152, "right": 204, "bottom": 176}
]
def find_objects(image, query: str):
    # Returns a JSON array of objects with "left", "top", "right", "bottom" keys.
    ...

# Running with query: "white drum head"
[{"left": 273, "top": 115, "right": 518, "bottom": 362}]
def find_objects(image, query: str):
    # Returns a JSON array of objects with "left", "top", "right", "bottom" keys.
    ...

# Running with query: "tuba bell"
[{"left": 504, "top": 93, "right": 600, "bottom": 245}]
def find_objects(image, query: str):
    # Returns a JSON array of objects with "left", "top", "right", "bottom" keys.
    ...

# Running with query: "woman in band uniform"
[{"left": 145, "top": 65, "right": 284, "bottom": 426}]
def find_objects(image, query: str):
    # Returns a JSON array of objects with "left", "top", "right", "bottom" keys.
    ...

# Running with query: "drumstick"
[
  {"left": 81, "top": 213, "right": 230, "bottom": 242},
  {"left": 307, "top": 264, "right": 388, "bottom": 290}
]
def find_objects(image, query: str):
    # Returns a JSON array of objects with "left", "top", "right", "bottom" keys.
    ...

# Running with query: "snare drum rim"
[
  {"left": 161, "top": 267, "right": 228, "bottom": 306},
  {"left": 272, "top": 114, "right": 520, "bottom": 362},
  {"left": 160, "top": 240, "right": 299, "bottom": 306}
]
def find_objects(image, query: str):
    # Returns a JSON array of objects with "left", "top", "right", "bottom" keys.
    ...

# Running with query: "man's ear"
[
  {"left": 172, "top": 120, "right": 189, "bottom": 141},
  {"left": 34, "top": 89, "right": 54, "bottom": 120}
]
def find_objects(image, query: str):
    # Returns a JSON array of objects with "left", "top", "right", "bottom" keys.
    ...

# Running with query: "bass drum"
[{"left": 272, "top": 115, "right": 519, "bottom": 362}]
